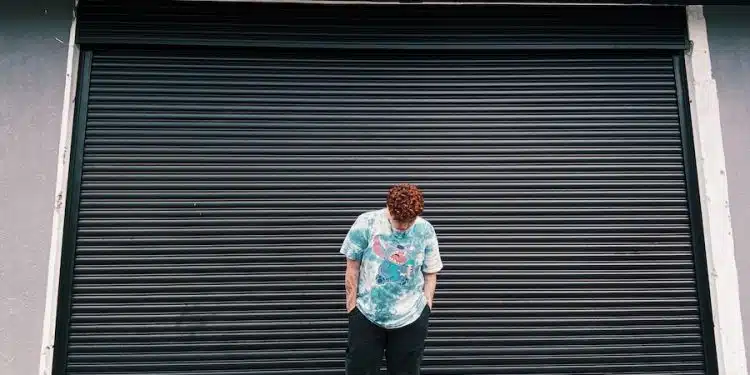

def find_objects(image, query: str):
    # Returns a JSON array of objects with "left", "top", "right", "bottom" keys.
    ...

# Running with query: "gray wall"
[
  {"left": 704, "top": 5, "right": 750, "bottom": 365},
  {"left": 0, "top": 1, "right": 73, "bottom": 374},
  {"left": 0, "top": 2, "right": 747, "bottom": 374}
]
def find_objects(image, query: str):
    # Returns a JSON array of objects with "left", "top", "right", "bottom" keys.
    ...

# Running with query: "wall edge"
[
  {"left": 38, "top": 10, "right": 79, "bottom": 375},
  {"left": 684, "top": 5, "right": 748, "bottom": 375}
]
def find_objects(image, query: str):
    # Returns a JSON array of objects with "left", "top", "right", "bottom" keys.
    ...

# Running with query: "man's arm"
[
  {"left": 423, "top": 272, "right": 437, "bottom": 308},
  {"left": 340, "top": 214, "right": 368, "bottom": 313},
  {"left": 422, "top": 223, "right": 443, "bottom": 309},
  {"left": 345, "top": 259, "right": 361, "bottom": 312}
]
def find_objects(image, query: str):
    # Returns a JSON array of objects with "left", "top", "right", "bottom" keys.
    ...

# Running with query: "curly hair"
[{"left": 386, "top": 183, "right": 425, "bottom": 222}]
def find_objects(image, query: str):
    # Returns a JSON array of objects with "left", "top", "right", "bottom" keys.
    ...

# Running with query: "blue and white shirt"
[{"left": 340, "top": 208, "right": 443, "bottom": 329}]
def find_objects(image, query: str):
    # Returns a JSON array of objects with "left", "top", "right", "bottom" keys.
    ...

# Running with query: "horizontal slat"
[
  {"left": 68, "top": 324, "right": 703, "bottom": 341},
  {"left": 69, "top": 305, "right": 700, "bottom": 320},
  {"left": 74, "top": 252, "right": 695, "bottom": 263},
  {"left": 76, "top": 217, "right": 690, "bottom": 228},
  {"left": 81, "top": 146, "right": 685, "bottom": 154},
  {"left": 65, "top": 357, "right": 703, "bottom": 374},
  {"left": 69, "top": 339, "right": 702, "bottom": 353},
  {"left": 73, "top": 269, "right": 698, "bottom": 279},
  {"left": 68, "top": 345, "right": 704, "bottom": 361},
  {"left": 70, "top": 297, "right": 700, "bottom": 313},
  {"left": 68, "top": 316, "right": 701, "bottom": 332},
  {"left": 75, "top": 225, "right": 691, "bottom": 237}
]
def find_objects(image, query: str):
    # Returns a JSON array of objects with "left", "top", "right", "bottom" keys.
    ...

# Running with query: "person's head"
[{"left": 386, "top": 183, "right": 424, "bottom": 232}]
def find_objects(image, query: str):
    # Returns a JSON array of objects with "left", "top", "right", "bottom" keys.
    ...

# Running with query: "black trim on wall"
[
  {"left": 673, "top": 54, "right": 719, "bottom": 375},
  {"left": 52, "top": 50, "right": 93, "bottom": 375}
]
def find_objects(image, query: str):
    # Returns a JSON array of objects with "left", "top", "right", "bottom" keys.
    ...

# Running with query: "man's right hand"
[{"left": 345, "top": 259, "right": 360, "bottom": 314}]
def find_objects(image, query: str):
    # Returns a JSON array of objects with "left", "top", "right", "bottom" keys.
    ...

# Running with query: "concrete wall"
[
  {"left": 0, "top": 2, "right": 747, "bottom": 374},
  {"left": 704, "top": 5, "right": 750, "bottom": 366},
  {"left": 0, "top": 1, "right": 73, "bottom": 374}
]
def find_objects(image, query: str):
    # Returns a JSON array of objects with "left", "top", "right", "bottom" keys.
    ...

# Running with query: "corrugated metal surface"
[
  {"left": 75, "top": 0, "right": 688, "bottom": 50},
  {"left": 57, "top": 46, "right": 709, "bottom": 374}
]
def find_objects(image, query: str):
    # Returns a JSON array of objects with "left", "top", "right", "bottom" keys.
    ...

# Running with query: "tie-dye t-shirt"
[{"left": 340, "top": 208, "right": 443, "bottom": 329}]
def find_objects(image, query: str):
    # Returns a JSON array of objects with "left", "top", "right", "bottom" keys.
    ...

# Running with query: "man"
[{"left": 340, "top": 183, "right": 443, "bottom": 375}]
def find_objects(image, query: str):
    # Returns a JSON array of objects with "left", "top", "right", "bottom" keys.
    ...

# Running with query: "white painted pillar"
[
  {"left": 684, "top": 5, "right": 748, "bottom": 375},
  {"left": 38, "top": 9, "right": 79, "bottom": 375}
]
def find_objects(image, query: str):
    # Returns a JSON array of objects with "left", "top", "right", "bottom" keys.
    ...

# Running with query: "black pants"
[{"left": 346, "top": 306, "right": 431, "bottom": 375}]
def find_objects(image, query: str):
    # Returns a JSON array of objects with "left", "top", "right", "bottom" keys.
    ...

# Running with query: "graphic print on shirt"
[{"left": 372, "top": 235, "right": 417, "bottom": 286}]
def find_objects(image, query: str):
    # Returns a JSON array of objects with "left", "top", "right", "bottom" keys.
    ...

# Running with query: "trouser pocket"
[
  {"left": 346, "top": 309, "right": 386, "bottom": 375},
  {"left": 347, "top": 307, "right": 359, "bottom": 318}
]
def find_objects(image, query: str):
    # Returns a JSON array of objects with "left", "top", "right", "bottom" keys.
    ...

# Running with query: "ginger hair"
[{"left": 386, "top": 183, "right": 424, "bottom": 222}]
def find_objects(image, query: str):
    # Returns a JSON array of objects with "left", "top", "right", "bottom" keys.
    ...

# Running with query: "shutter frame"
[
  {"left": 673, "top": 53, "right": 719, "bottom": 375},
  {"left": 54, "top": 3, "right": 718, "bottom": 375},
  {"left": 54, "top": 50, "right": 94, "bottom": 375}
]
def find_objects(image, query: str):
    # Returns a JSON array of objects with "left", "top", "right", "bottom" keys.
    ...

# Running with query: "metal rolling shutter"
[
  {"left": 75, "top": 1, "right": 688, "bottom": 51},
  {"left": 57, "top": 2, "right": 713, "bottom": 375}
]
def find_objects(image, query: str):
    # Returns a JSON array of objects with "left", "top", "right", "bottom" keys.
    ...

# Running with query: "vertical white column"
[
  {"left": 685, "top": 5, "right": 748, "bottom": 375},
  {"left": 38, "top": 9, "right": 79, "bottom": 375}
]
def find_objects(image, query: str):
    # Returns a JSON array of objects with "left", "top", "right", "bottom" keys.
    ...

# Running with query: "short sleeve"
[
  {"left": 422, "top": 224, "right": 443, "bottom": 274},
  {"left": 340, "top": 214, "right": 370, "bottom": 261}
]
